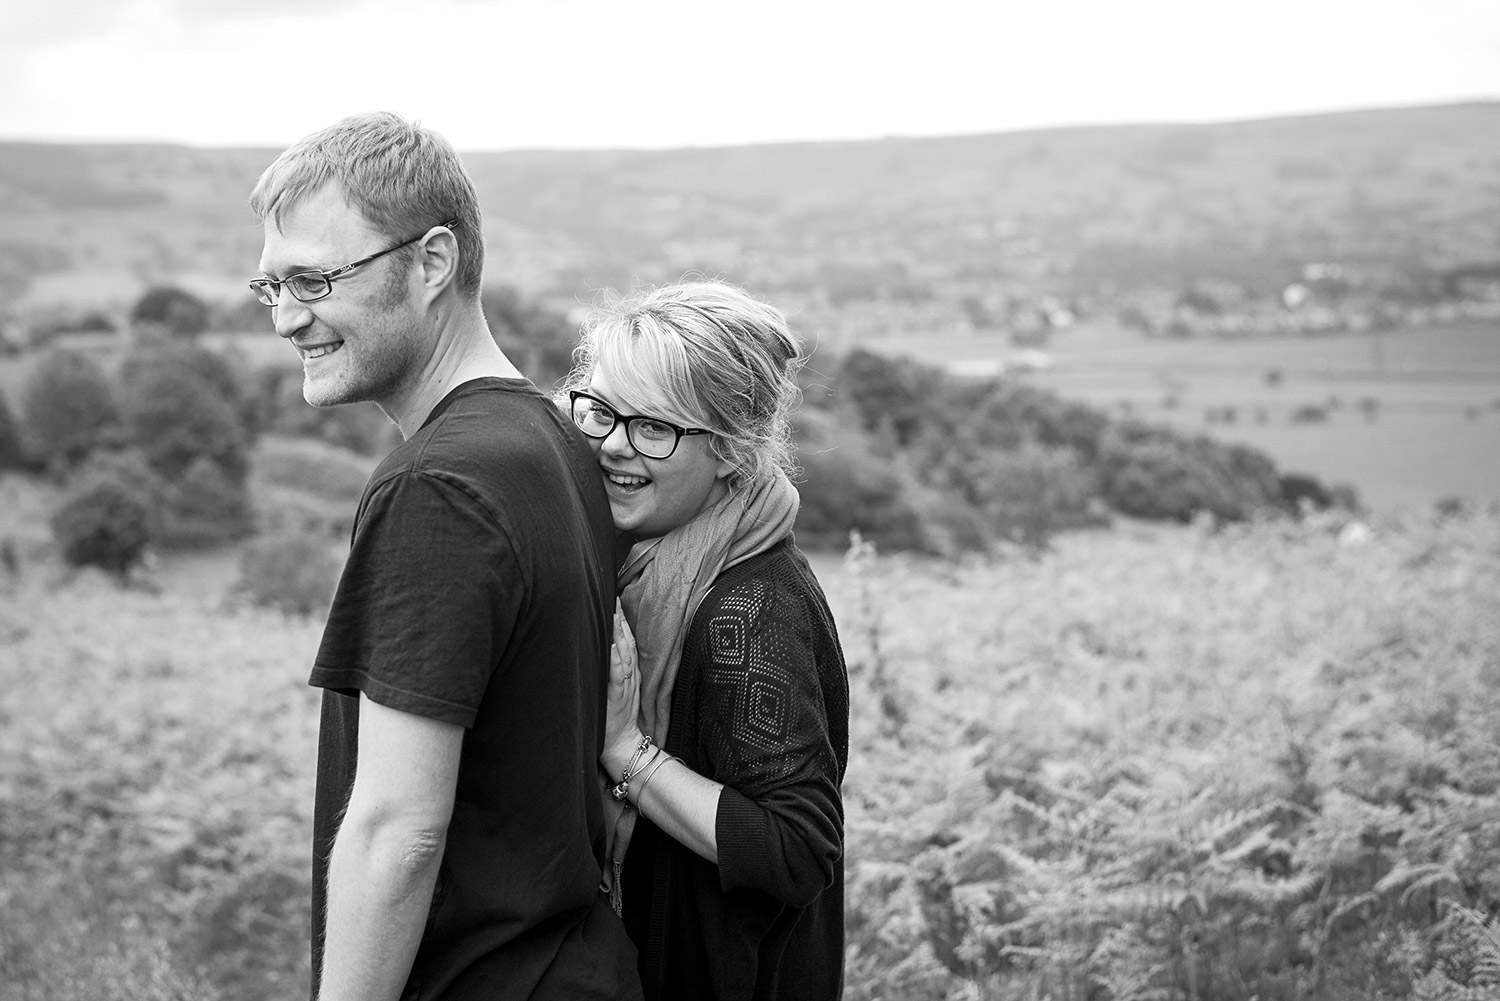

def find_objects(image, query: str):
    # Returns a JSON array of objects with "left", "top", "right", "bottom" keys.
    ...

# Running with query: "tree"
[
  {"left": 131, "top": 286, "right": 209, "bottom": 340},
  {"left": 20, "top": 347, "right": 121, "bottom": 470}
]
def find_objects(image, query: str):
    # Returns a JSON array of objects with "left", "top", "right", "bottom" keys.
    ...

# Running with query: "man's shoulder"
[
  {"left": 372, "top": 381, "right": 573, "bottom": 481},
  {"left": 360, "top": 381, "right": 609, "bottom": 547}
]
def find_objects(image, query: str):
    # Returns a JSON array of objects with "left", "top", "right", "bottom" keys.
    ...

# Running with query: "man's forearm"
[{"left": 318, "top": 819, "right": 446, "bottom": 1001}]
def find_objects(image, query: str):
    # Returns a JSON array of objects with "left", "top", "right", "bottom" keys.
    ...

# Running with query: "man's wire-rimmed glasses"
[
  {"left": 249, "top": 218, "right": 461, "bottom": 306},
  {"left": 568, "top": 391, "right": 712, "bottom": 460}
]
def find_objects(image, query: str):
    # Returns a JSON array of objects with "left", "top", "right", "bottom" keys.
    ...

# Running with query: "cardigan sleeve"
[{"left": 687, "top": 573, "right": 844, "bottom": 908}]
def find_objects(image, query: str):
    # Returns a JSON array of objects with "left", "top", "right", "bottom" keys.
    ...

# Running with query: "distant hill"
[{"left": 4, "top": 102, "right": 1499, "bottom": 335}]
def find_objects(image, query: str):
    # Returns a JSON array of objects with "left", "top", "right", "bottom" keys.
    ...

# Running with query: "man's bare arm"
[{"left": 318, "top": 694, "right": 463, "bottom": 1001}]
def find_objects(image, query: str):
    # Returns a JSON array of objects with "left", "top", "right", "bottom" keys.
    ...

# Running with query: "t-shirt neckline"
[{"left": 420, "top": 375, "right": 538, "bottom": 432}]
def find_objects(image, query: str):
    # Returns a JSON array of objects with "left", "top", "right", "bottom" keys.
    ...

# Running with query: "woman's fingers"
[{"left": 610, "top": 605, "right": 639, "bottom": 685}]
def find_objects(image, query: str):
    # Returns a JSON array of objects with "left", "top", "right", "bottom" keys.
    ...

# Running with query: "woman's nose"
[{"left": 599, "top": 421, "right": 636, "bottom": 457}]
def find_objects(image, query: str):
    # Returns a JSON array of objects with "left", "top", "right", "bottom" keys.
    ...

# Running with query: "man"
[{"left": 249, "top": 112, "right": 638, "bottom": 1001}]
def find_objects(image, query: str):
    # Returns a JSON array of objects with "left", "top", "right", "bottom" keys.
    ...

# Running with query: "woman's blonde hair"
[{"left": 561, "top": 280, "right": 804, "bottom": 487}]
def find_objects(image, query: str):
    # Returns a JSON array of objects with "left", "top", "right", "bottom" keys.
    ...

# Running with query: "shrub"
[
  {"left": 119, "top": 354, "right": 250, "bottom": 484},
  {"left": 49, "top": 475, "right": 152, "bottom": 577},
  {"left": 234, "top": 531, "right": 343, "bottom": 615},
  {"left": 904, "top": 483, "right": 994, "bottom": 557},
  {"left": 834, "top": 348, "right": 947, "bottom": 449},
  {"left": 20, "top": 348, "right": 122, "bottom": 470},
  {"left": 482, "top": 285, "right": 577, "bottom": 390},
  {"left": 971, "top": 442, "right": 1102, "bottom": 546},
  {"left": 794, "top": 410, "right": 930, "bottom": 553},
  {"left": 130, "top": 286, "right": 209, "bottom": 340},
  {"left": 1279, "top": 472, "right": 1333, "bottom": 512},
  {"left": 1097, "top": 422, "right": 1281, "bottom": 522},
  {"left": 208, "top": 294, "right": 271, "bottom": 334},
  {"left": 962, "top": 380, "right": 1111, "bottom": 460},
  {"left": 253, "top": 435, "right": 374, "bottom": 506},
  {"left": 21, "top": 310, "right": 117, "bottom": 348},
  {"left": 253, "top": 365, "right": 399, "bottom": 456},
  {"left": 121, "top": 340, "right": 265, "bottom": 455},
  {"left": 0, "top": 385, "right": 27, "bottom": 471},
  {"left": 159, "top": 456, "right": 255, "bottom": 548},
  {"left": 120, "top": 343, "right": 245, "bottom": 419},
  {"left": 71, "top": 448, "right": 171, "bottom": 538}
]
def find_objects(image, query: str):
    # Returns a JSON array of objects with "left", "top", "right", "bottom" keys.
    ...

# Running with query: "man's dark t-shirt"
[{"left": 308, "top": 378, "right": 636, "bottom": 1000}]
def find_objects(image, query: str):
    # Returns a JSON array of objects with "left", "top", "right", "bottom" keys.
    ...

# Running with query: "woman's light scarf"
[{"left": 601, "top": 470, "right": 800, "bottom": 913}]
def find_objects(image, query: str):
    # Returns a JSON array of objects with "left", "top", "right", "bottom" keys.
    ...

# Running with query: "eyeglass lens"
[
  {"left": 253, "top": 273, "right": 332, "bottom": 306},
  {"left": 571, "top": 397, "right": 680, "bottom": 458}
]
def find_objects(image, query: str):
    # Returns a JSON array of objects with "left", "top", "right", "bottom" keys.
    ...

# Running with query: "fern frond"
[
  {"left": 1375, "top": 860, "right": 1460, "bottom": 902},
  {"left": 1321, "top": 890, "right": 1379, "bottom": 942},
  {"left": 1213, "top": 822, "right": 1278, "bottom": 865},
  {"left": 1213, "top": 867, "right": 1322, "bottom": 907},
  {"left": 1193, "top": 800, "right": 1289, "bottom": 855}
]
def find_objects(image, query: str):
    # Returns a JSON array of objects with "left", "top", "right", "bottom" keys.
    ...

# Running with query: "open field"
[
  {"left": 871, "top": 319, "right": 1500, "bottom": 512},
  {"left": 3, "top": 464, "right": 1499, "bottom": 999}
]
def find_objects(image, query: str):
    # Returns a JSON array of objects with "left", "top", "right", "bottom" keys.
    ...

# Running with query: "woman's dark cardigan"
[{"left": 621, "top": 538, "right": 849, "bottom": 1001}]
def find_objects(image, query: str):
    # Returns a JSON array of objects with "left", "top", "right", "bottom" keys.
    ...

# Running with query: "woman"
[{"left": 560, "top": 280, "right": 849, "bottom": 1001}]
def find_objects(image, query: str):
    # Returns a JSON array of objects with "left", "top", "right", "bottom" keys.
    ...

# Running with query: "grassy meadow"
[
  {"left": 871, "top": 318, "right": 1500, "bottom": 513},
  {"left": 3, "top": 463, "right": 1499, "bottom": 999}
]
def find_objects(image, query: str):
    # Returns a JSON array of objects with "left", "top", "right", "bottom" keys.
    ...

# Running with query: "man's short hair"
[{"left": 250, "top": 111, "right": 485, "bottom": 298}]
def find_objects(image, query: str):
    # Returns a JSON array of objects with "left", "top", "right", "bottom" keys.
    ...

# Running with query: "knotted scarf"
[{"left": 601, "top": 469, "right": 800, "bottom": 913}]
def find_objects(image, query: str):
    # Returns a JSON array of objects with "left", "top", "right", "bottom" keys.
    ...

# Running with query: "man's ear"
[{"left": 418, "top": 225, "right": 460, "bottom": 297}]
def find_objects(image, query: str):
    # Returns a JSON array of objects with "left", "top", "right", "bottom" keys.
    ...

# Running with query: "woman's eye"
[{"left": 636, "top": 420, "right": 674, "bottom": 440}]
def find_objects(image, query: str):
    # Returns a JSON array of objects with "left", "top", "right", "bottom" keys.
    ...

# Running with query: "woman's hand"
[{"left": 601, "top": 601, "right": 645, "bottom": 778}]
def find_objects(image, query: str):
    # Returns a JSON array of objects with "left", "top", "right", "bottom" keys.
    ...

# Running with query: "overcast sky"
[{"left": 2, "top": 0, "right": 1497, "bottom": 151}]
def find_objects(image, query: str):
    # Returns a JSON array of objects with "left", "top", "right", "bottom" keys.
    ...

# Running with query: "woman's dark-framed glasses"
[
  {"left": 568, "top": 391, "right": 711, "bottom": 460},
  {"left": 249, "top": 218, "right": 461, "bottom": 306}
]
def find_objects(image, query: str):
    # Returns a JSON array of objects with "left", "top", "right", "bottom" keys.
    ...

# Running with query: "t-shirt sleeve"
[
  {"left": 692, "top": 577, "right": 844, "bottom": 908},
  {"left": 309, "top": 470, "right": 521, "bottom": 729}
]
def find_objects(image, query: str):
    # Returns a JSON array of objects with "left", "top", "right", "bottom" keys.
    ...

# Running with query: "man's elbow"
[
  {"left": 337, "top": 810, "right": 450, "bottom": 887},
  {"left": 397, "top": 826, "right": 447, "bottom": 874}
]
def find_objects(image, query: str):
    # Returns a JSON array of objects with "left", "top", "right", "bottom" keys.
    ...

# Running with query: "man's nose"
[{"left": 272, "top": 290, "right": 313, "bottom": 340}]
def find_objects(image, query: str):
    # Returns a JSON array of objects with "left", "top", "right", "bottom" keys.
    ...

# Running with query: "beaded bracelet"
[{"left": 609, "top": 734, "right": 654, "bottom": 801}]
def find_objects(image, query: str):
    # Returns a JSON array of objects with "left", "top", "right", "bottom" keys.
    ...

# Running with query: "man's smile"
[{"left": 299, "top": 340, "right": 344, "bottom": 360}]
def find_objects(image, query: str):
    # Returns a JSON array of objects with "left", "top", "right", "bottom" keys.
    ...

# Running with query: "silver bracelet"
[{"left": 632, "top": 752, "right": 676, "bottom": 806}]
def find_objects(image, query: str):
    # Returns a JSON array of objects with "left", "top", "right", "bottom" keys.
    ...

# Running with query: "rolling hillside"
[{"left": 3, "top": 101, "right": 1499, "bottom": 335}]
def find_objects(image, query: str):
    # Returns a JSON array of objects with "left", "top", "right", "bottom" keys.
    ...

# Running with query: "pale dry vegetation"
[
  {"left": 2, "top": 491, "right": 1498, "bottom": 1000},
  {"left": 831, "top": 505, "right": 1500, "bottom": 1000}
]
